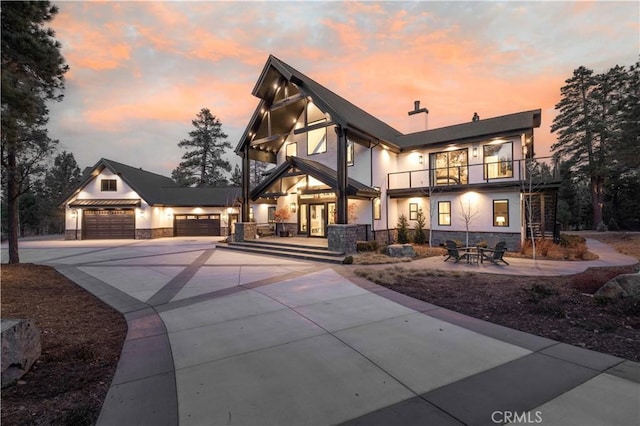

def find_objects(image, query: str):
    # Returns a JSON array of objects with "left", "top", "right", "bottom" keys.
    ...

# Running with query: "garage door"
[
  {"left": 83, "top": 209, "right": 135, "bottom": 239},
  {"left": 175, "top": 215, "right": 221, "bottom": 236}
]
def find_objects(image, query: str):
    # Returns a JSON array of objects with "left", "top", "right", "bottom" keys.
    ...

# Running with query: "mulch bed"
[
  {"left": 356, "top": 264, "right": 640, "bottom": 362},
  {"left": 1, "top": 264, "right": 127, "bottom": 426}
]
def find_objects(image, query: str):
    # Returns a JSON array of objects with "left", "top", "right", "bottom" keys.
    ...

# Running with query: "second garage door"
[{"left": 175, "top": 214, "right": 221, "bottom": 236}]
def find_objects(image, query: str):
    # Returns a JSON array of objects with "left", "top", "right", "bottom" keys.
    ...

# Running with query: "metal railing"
[{"left": 387, "top": 157, "right": 559, "bottom": 190}]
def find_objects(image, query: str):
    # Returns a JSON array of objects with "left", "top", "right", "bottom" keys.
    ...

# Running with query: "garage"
[
  {"left": 175, "top": 214, "right": 221, "bottom": 236},
  {"left": 82, "top": 209, "right": 135, "bottom": 239}
]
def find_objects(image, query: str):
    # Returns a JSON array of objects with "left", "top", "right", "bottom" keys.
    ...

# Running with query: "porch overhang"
[
  {"left": 68, "top": 199, "right": 142, "bottom": 208},
  {"left": 250, "top": 157, "right": 380, "bottom": 201}
]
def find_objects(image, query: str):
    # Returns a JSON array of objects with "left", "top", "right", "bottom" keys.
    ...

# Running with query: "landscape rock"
[
  {"left": 594, "top": 273, "right": 640, "bottom": 301},
  {"left": 1, "top": 318, "right": 42, "bottom": 388},
  {"left": 386, "top": 244, "right": 416, "bottom": 258}
]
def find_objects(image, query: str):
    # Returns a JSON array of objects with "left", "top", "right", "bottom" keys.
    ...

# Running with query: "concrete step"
[
  {"left": 229, "top": 241, "right": 343, "bottom": 257},
  {"left": 216, "top": 242, "right": 346, "bottom": 264}
]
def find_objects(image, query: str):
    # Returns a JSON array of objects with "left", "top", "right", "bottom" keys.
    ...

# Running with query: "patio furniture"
[
  {"left": 481, "top": 242, "right": 509, "bottom": 265},
  {"left": 444, "top": 240, "right": 470, "bottom": 263}
]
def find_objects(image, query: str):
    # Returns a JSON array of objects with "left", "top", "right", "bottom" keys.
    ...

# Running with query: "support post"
[
  {"left": 241, "top": 145, "right": 251, "bottom": 222},
  {"left": 335, "top": 126, "right": 348, "bottom": 224}
]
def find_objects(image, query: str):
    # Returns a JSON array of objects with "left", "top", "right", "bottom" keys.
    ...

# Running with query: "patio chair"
[
  {"left": 482, "top": 241, "right": 509, "bottom": 265},
  {"left": 444, "top": 240, "right": 469, "bottom": 263}
]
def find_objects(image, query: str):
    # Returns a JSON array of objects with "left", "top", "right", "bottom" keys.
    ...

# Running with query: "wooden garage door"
[
  {"left": 175, "top": 215, "right": 221, "bottom": 236},
  {"left": 83, "top": 210, "right": 135, "bottom": 239}
]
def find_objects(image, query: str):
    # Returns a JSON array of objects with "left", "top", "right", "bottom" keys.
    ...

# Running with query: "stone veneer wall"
[
  {"left": 327, "top": 224, "right": 359, "bottom": 254},
  {"left": 234, "top": 222, "right": 257, "bottom": 242},
  {"left": 430, "top": 230, "right": 521, "bottom": 250},
  {"left": 150, "top": 228, "right": 173, "bottom": 239}
]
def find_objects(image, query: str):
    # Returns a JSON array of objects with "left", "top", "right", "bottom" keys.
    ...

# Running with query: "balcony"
[{"left": 387, "top": 157, "right": 560, "bottom": 193}]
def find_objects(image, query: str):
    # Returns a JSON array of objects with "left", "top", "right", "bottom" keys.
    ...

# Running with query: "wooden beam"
[{"left": 293, "top": 120, "right": 336, "bottom": 135}]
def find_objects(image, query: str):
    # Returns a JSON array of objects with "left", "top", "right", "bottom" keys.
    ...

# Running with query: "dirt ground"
[{"left": 1, "top": 264, "right": 127, "bottom": 426}]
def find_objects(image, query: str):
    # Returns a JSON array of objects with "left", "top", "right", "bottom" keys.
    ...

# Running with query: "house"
[
  {"left": 234, "top": 55, "right": 559, "bottom": 252},
  {"left": 61, "top": 158, "right": 241, "bottom": 239}
]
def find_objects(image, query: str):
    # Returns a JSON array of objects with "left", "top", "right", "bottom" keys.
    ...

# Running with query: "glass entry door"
[{"left": 309, "top": 204, "right": 325, "bottom": 237}]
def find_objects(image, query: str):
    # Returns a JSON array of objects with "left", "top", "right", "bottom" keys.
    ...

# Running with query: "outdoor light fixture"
[
  {"left": 473, "top": 147, "right": 478, "bottom": 158},
  {"left": 418, "top": 154, "right": 424, "bottom": 164},
  {"left": 290, "top": 202, "right": 297, "bottom": 213},
  {"left": 496, "top": 216, "right": 506, "bottom": 226}
]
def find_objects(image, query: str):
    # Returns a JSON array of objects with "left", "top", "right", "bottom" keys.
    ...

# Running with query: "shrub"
[
  {"left": 608, "top": 218, "right": 619, "bottom": 231},
  {"left": 596, "top": 221, "right": 608, "bottom": 232},
  {"left": 343, "top": 255, "right": 353, "bottom": 264},
  {"left": 537, "top": 239, "right": 555, "bottom": 257},
  {"left": 397, "top": 214, "right": 410, "bottom": 244},
  {"left": 520, "top": 239, "right": 532, "bottom": 254},
  {"left": 529, "top": 283, "right": 559, "bottom": 298},
  {"left": 413, "top": 209, "right": 427, "bottom": 245},
  {"left": 356, "top": 241, "right": 378, "bottom": 252},
  {"left": 574, "top": 243, "right": 588, "bottom": 260}
]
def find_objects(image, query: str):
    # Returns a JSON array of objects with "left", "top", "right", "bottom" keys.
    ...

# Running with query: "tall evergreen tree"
[
  {"left": 230, "top": 163, "right": 242, "bottom": 187},
  {"left": 1, "top": 1, "right": 68, "bottom": 263},
  {"left": 250, "top": 159, "right": 269, "bottom": 188},
  {"left": 172, "top": 108, "right": 232, "bottom": 187}
]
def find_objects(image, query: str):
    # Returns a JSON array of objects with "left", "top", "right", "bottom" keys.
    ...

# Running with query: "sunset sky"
[{"left": 47, "top": 1, "right": 639, "bottom": 177}]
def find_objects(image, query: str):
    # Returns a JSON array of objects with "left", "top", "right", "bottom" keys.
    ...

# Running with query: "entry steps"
[{"left": 217, "top": 239, "right": 347, "bottom": 264}]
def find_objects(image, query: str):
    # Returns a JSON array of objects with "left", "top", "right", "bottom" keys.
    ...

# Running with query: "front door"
[{"left": 309, "top": 204, "right": 325, "bottom": 237}]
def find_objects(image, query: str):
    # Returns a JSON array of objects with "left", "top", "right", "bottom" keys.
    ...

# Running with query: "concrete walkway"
[{"left": 2, "top": 238, "right": 638, "bottom": 426}]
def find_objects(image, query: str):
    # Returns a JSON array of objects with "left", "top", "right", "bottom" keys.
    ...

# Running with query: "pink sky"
[{"left": 47, "top": 1, "right": 639, "bottom": 176}]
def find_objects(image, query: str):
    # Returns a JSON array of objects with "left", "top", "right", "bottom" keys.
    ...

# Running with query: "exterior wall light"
[
  {"left": 290, "top": 202, "right": 297, "bottom": 213},
  {"left": 473, "top": 147, "right": 478, "bottom": 158},
  {"left": 418, "top": 154, "right": 424, "bottom": 164}
]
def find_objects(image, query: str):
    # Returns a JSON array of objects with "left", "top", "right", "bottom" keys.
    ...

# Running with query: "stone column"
[
  {"left": 234, "top": 222, "right": 257, "bottom": 242},
  {"left": 327, "top": 224, "right": 358, "bottom": 254}
]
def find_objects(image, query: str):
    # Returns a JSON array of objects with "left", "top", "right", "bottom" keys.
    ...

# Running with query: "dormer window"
[{"left": 101, "top": 179, "right": 117, "bottom": 192}]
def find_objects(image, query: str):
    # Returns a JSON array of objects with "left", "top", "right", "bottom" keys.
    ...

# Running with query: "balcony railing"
[{"left": 387, "top": 157, "right": 559, "bottom": 191}]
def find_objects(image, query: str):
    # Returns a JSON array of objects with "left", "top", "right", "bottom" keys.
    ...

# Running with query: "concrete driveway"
[{"left": 2, "top": 237, "right": 638, "bottom": 426}]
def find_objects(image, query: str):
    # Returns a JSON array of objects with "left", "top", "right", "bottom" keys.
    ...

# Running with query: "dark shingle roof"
[
  {"left": 395, "top": 109, "right": 542, "bottom": 149},
  {"left": 62, "top": 158, "right": 240, "bottom": 207}
]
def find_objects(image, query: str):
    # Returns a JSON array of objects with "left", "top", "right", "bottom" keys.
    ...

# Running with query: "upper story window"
[
  {"left": 430, "top": 149, "right": 468, "bottom": 186},
  {"left": 307, "top": 101, "right": 327, "bottom": 155},
  {"left": 101, "top": 179, "right": 117, "bottom": 192},
  {"left": 347, "top": 139, "right": 354, "bottom": 166},
  {"left": 484, "top": 142, "right": 513, "bottom": 179},
  {"left": 286, "top": 143, "right": 297, "bottom": 157}
]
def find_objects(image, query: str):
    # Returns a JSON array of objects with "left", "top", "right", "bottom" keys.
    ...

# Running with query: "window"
[
  {"left": 430, "top": 149, "right": 468, "bottom": 186},
  {"left": 307, "top": 101, "right": 327, "bottom": 155},
  {"left": 268, "top": 206, "right": 276, "bottom": 223},
  {"left": 438, "top": 201, "right": 451, "bottom": 226},
  {"left": 493, "top": 200, "right": 509, "bottom": 227},
  {"left": 374, "top": 198, "right": 381, "bottom": 220},
  {"left": 347, "top": 140, "right": 354, "bottom": 166},
  {"left": 409, "top": 203, "right": 418, "bottom": 220},
  {"left": 101, "top": 179, "right": 117, "bottom": 191},
  {"left": 286, "top": 143, "right": 297, "bottom": 157},
  {"left": 484, "top": 142, "right": 513, "bottom": 179}
]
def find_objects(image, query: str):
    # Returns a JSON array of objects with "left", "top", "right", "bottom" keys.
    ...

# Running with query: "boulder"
[
  {"left": 386, "top": 244, "right": 416, "bottom": 258},
  {"left": 594, "top": 273, "right": 640, "bottom": 301},
  {"left": 1, "top": 318, "right": 41, "bottom": 388}
]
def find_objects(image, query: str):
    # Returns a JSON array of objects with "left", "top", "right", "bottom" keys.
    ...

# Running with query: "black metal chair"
[{"left": 482, "top": 242, "right": 509, "bottom": 265}]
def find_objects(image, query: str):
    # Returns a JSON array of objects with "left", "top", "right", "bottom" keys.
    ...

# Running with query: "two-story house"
[{"left": 235, "top": 55, "right": 558, "bottom": 253}]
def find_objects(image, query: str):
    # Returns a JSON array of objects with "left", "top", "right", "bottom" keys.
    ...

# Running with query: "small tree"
[
  {"left": 397, "top": 213, "right": 410, "bottom": 244},
  {"left": 459, "top": 198, "right": 480, "bottom": 247},
  {"left": 413, "top": 208, "right": 427, "bottom": 245},
  {"left": 273, "top": 207, "right": 290, "bottom": 236}
]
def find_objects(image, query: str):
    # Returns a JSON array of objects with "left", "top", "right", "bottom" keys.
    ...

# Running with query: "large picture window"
[
  {"left": 438, "top": 201, "right": 451, "bottom": 226},
  {"left": 484, "top": 142, "right": 513, "bottom": 179},
  {"left": 430, "top": 149, "right": 468, "bottom": 186},
  {"left": 286, "top": 143, "right": 297, "bottom": 157},
  {"left": 493, "top": 200, "right": 509, "bottom": 227}
]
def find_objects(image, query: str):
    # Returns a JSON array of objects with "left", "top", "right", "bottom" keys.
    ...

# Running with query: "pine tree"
[
  {"left": 230, "top": 164, "right": 242, "bottom": 187},
  {"left": 413, "top": 208, "right": 426, "bottom": 244},
  {"left": 172, "top": 108, "right": 232, "bottom": 187},
  {"left": 397, "top": 213, "right": 410, "bottom": 244},
  {"left": 1, "top": 1, "right": 68, "bottom": 263}
]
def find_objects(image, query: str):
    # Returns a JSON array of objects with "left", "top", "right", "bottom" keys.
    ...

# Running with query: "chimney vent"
[{"left": 407, "top": 100, "right": 429, "bottom": 132}]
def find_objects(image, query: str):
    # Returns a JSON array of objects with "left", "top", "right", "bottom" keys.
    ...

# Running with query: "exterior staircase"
[{"left": 216, "top": 238, "right": 347, "bottom": 264}]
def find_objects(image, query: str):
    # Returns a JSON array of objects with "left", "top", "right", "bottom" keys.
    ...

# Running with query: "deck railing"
[{"left": 387, "top": 157, "right": 559, "bottom": 191}]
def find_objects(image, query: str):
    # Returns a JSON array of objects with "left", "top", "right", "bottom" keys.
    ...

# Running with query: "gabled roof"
[
  {"left": 61, "top": 158, "right": 240, "bottom": 207},
  {"left": 396, "top": 109, "right": 542, "bottom": 149},
  {"left": 250, "top": 156, "right": 380, "bottom": 201},
  {"left": 236, "top": 55, "right": 403, "bottom": 155}
]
